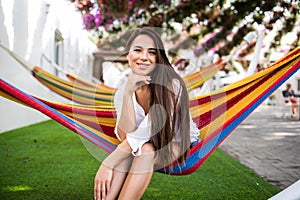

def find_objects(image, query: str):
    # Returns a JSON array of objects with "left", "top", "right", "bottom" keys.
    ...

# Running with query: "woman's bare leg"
[
  {"left": 106, "top": 157, "right": 133, "bottom": 200},
  {"left": 118, "top": 143, "right": 156, "bottom": 200},
  {"left": 292, "top": 106, "right": 297, "bottom": 115},
  {"left": 291, "top": 98, "right": 299, "bottom": 116}
]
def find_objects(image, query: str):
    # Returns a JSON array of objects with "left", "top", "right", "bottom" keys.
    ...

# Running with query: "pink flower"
[
  {"left": 94, "top": 9, "right": 103, "bottom": 28},
  {"left": 83, "top": 13, "right": 95, "bottom": 30}
]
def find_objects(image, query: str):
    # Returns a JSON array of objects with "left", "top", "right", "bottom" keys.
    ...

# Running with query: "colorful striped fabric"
[
  {"left": 32, "top": 61, "right": 224, "bottom": 105},
  {"left": 0, "top": 47, "right": 299, "bottom": 175},
  {"left": 183, "top": 59, "right": 226, "bottom": 92},
  {"left": 0, "top": 41, "right": 223, "bottom": 105},
  {"left": 65, "top": 61, "right": 225, "bottom": 93},
  {"left": 32, "top": 67, "right": 115, "bottom": 106},
  {"left": 66, "top": 73, "right": 116, "bottom": 91}
]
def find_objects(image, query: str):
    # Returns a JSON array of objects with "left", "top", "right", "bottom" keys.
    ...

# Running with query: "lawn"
[{"left": 0, "top": 120, "right": 279, "bottom": 199}]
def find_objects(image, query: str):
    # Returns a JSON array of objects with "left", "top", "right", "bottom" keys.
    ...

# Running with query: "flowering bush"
[
  {"left": 68, "top": 0, "right": 298, "bottom": 57},
  {"left": 69, "top": 0, "right": 173, "bottom": 49}
]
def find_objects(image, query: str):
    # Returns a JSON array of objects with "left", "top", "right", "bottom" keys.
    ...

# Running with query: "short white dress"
[{"left": 114, "top": 77, "right": 200, "bottom": 156}]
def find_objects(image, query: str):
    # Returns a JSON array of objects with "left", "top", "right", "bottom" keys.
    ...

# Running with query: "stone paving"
[{"left": 219, "top": 104, "right": 300, "bottom": 190}]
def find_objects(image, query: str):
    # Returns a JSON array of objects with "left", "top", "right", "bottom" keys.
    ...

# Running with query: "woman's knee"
[
  {"left": 139, "top": 143, "right": 156, "bottom": 160},
  {"left": 141, "top": 143, "right": 155, "bottom": 154},
  {"left": 130, "top": 143, "right": 155, "bottom": 173}
]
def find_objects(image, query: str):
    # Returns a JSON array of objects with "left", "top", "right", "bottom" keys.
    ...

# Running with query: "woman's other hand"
[{"left": 94, "top": 164, "right": 113, "bottom": 200}]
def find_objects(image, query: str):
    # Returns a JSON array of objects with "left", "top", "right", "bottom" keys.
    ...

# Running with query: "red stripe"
[
  {"left": 68, "top": 117, "right": 117, "bottom": 138},
  {"left": 36, "top": 97, "right": 116, "bottom": 117}
]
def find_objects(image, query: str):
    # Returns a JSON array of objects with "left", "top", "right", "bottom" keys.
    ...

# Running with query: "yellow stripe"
[
  {"left": 67, "top": 73, "right": 116, "bottom": 92},
  {"left": 35, "top": 75, "right": 114, "bottom": 105},
  {"left": 0, "top": 90, "right": 30, "bottom": 107},
  {"left": 36, "top": 71, "right": 114, "bottom": 100},
  {"left": 64, "top": 115, "right": 120, "bottom": 146},
  {"left": 61, "top": 111, "right": 116, "bottom": 127},
  {"left": 34, "top": 67, "right": 115, "bottom": 95}
]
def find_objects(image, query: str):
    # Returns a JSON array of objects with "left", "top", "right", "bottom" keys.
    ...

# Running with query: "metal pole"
[{"left": 247, "top": 25, "right": 265, "bottom": 76}]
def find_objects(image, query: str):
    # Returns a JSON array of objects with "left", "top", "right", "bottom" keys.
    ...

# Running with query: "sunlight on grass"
[{"left": 3, "top": 185, "right": 33, "bottom": 192}]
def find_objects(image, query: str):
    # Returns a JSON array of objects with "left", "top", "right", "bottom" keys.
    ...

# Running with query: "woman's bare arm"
[
  {"left": 117, "top": 93, "right": 136, "bottom": 140},
  {"left": 116, "top": 73, "right": 151, "bottom": 140}
]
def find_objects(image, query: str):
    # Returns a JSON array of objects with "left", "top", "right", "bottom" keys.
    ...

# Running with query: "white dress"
[{"left": 114, "top": 77, "right": 200, "bottom": 156}]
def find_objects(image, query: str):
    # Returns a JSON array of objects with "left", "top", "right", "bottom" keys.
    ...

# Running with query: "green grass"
[{"left": 0, "top": 120, "right": 279, "bottom": 199}]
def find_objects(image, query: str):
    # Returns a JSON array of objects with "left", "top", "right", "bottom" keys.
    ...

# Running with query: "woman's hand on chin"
[{"left": 125, "top": 73, "right": 151, "bottom": 95}]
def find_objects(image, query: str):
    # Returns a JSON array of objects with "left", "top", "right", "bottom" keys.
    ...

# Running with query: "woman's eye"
[
  {"left": 149, "top": 51, "right": 156, "bottom": 55},
  {"left": 133, "top": 49, "right": 141, "bottom": 52}
]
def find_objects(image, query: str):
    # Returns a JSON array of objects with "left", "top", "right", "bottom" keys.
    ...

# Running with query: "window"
[{"left": 54, "top": 29, "right": 64, "bottom": 76}]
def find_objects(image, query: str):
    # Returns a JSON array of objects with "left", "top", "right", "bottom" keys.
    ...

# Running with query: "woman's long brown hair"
[{"left": 125, "top": 27, "right": 190, "bottom": 172}]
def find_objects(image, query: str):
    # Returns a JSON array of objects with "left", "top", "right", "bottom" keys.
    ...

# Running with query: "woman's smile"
[{"left": 136, "top": 62, "right": 151, "bottom": 69}]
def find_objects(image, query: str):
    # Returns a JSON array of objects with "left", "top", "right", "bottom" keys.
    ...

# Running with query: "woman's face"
[{"left": 127, "top": 34, "right": 157, "bottom": 76}]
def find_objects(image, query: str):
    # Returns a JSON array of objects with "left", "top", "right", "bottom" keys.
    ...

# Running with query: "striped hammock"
[
  {"left": 183, "top": 59, "right": 225, "bottom": 92},
  {"left": 0, "top": 42, "right": 225, "bottom": 105},
  {"left": 64, "top": 59, "right": 226, "bottom": 93},
  {"left": 31, "top": 60, "right": 225, "bottom": 105},
  {"left": 65, "top": 60, "right": 225, "bottom": 92},
  {"left": 0, "top": 47, "right": 299, "bottom": 175}
]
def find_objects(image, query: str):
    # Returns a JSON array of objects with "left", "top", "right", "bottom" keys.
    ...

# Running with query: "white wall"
[{"left": 0, "top": 0, "right": 97, "bottom": 133}]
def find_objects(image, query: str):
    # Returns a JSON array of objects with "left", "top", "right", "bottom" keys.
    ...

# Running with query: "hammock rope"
[{"left": 0, "top": 47, "right": 299, "bottom": 175}]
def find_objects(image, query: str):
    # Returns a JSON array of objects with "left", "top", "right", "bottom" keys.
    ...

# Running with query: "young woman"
[{"left": 94, "top": 27, "right": 200, "bottom": 200}]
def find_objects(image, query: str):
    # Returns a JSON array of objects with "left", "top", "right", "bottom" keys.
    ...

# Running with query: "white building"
[
  {"left": 0, "top": 0, "right": 97, "bottom": 133},
  {"left": 0, "top": 0, "right": 299, "bottom": 133}
]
